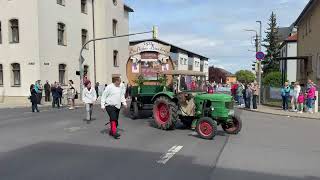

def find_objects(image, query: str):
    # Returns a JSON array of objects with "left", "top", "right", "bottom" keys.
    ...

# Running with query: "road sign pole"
[{"left": 257, "top": 21, "right": 262, "bottom": 105}]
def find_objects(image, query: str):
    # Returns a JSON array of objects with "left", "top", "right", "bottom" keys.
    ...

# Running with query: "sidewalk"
[
  {"left": 0, "top": 100, "right": 84, "bottom": 109},
  {"left": 242, "top": 105, "right": 320, "bottom": 120}
]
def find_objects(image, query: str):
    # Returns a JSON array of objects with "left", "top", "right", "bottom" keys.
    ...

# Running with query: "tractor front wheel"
[
  {"left": 153, "top": 96, "right": 178, "bottom": 130},
  {"left": 222, "top": 116, "right": 242, "bottom": 134},
  {"left": 196, "top": 117, "right": 217, "bottom": 140}
]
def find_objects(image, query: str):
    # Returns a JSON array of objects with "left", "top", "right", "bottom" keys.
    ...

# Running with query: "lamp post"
[
  {"left": 79, "top": 27, "right": 158, "bottom": 98},
  {"left": 256, "top": 21, "right": 262, "bottom": 105}
]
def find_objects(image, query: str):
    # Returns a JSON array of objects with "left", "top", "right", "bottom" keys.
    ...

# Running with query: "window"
[
  {"left": 308, "top": 15, "right": 312, "bottom": 33},
  {"left": 11, "top": 63, "right": 20, "bottom": 86},
  {"left": 112, "top": 19, "right": 117, "bottom": 36},
  {"left": 57, "top": 23, "right": 66, "bottom": 45},
  {"left": 59, "top": 64, "right": 66, "bottom": 84},
  {"left": 0, "top": 21, "right": 2, "bottom": 44},
  {"left": 9, "top": 19, "right": 19, "bottom": 43},
  {"left": 81, "top": 29, "right": 88, "bottom": 49},
  {"left": 184, "top": 58, "right": 187, "bottom": 65},
  {"left": 0, "top": 64, "right": 3, "bottom": 86},
  {"left": 180, "top": 58, "right": 183, "bottom": 65},
  {"left": 57, "top": 0, "right": 65, "bottom": 6},
  {"left": 113, "top": 0, "right": 117, "bottom": 6},
  {"left": 81, "top": 0, "right": 87, "bottom": 14},
  {"left": 113, "top": 50, "right": 119, "bottom": 67}
]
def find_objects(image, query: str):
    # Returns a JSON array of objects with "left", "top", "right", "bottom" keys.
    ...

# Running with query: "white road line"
[{"left": 157, "top": 145, "right": 183, "bottom": 164}]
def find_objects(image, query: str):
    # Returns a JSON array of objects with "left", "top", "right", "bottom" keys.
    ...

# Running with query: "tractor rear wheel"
[
  {"left": 153, "top": 96, "right": 178, "bottom": 130},
  {"left": 222, "top": 116, "right": 242, "bottom": 134},
  {"left": 130, "top": 101, "right": 139, "bottom": 120},
  {"left": 196, "top": 117, "right": 217, "bottom": 140}
]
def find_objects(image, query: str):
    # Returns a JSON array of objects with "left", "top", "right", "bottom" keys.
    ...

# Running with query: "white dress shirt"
[
  {"left": 82, "top": 87, "right": 97, "bottom": 104},
  {"left": 101, "top": 83, "right": 127, "bottom": 109}
]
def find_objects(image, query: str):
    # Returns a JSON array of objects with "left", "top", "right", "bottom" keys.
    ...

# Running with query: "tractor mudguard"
[{"left": 151, "top": 91, "right": 176, "bottom": 102}]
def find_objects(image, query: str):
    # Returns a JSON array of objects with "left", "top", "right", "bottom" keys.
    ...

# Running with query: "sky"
[{"left": 124, "top": 0, "right": 309, "bottom": 73}]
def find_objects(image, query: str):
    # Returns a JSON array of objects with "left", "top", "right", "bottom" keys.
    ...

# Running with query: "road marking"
[
  {"left": 157, "top": 145, "right": 183, "bottom": 164},
  {"left": 64, "top": 126, "right": 87, "bottom": 132}
]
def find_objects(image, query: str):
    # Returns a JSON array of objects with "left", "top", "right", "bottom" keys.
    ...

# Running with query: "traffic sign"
[{"left": 256, "top": 51, "right": 265, "bottom": 61}]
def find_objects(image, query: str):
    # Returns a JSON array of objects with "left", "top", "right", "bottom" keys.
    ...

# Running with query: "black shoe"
[{"left": 113, "top": 132, "right": 121, "bottom": 139}]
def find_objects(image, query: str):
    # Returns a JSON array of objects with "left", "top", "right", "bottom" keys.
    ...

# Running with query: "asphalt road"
[{"left": 0, "top": 106, "right": 319, "bottom": 180}]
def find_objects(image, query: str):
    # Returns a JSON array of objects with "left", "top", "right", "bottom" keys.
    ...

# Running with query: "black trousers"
[
  {"left": 106, "top": 106, "right": 120, "bottom": 127},
  {"left": 52, "top": 97, "right": 60, "bottom": 108},
  {"left": 252, "top": 95, "right": 258, "bottom": 109},
  {"left": 45, "top": 92, "right": 50, "bottom": 102},
  {"left": 32, "top": 102, "right": 39, "bottom": 112},
  {"left": 245, "top": 97, "right": 251, "bottom": 109},
  {"left": 282, "top": 96, "right": 289, "bottom": 110}
]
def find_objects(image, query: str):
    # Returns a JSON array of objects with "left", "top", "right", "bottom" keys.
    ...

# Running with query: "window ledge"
[
  {"left": 58, "top": 44, "right": 67, "bottom": 46},
  {"left": 113, "top": 66, "right": 119, "bottom": 68},
  {"left": 10, "top": 42, "right": 20, "bottom": 44},
  {"left": 11, "top": 85, "right": 21, "bottom": 87}
]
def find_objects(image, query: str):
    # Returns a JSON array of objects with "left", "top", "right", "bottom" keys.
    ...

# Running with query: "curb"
[{"left": 238, "top": 108, "right": 320, "bottom": 120}]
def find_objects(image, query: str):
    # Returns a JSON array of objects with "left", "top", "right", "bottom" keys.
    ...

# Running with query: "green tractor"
[{"left": 130, "top": 70, "right": 242, "bottom": 139}]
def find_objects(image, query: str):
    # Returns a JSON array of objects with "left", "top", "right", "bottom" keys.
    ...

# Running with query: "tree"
[
  {"left": 235, "top": 70, "right": 255, "bottom": 84},
  {"left": 208, "top": 66, "right": 227, "bottom": 83},
  {"left": 262, "top": 12, "right": 281, "bottom": 75},
  {"left": 262, "top": 72, "right": 283, "bottom": 87}
]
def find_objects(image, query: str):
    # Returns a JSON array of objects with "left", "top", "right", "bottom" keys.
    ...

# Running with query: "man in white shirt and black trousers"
[{"left": 101, "top": 77, "right": 127, "bottom": 139}]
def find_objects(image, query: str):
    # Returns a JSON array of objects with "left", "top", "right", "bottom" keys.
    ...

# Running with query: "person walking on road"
[
  {"left": 67, "top": 80, "right": 76, "bottom": 110},
  {"left": 30, "top": 84, "right": 40, "bottom": 113},
  {"left": 281, "top": 82, "right": 291, "bottom": 111},
  {"left": 83, "top": 81, "right": 97, "bottom": 121},
  {"left": 44, "top": 80, "right": 51, "bottom": 102},
  {"left": 101, "top": 77, "right": 127, "bottom": 139}
]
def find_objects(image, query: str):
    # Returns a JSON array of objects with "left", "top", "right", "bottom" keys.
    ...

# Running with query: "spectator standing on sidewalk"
[
  {"left": 252, "top": 83, "right": 259, "bottom": 110},
  {"left": 236, "top": 82, "right": 244, "bottom": 107},
  {"left": 245, "top": 84, "right": 253, "bottom": 109},
  {"left": 297, "top": 91, "right": 305, "bottom": 113},
  {"left": 57, "top": 83, "right": 63, "bottom": 106},
  {"left": 30, "top": 84, "right": 40, "bottom": 113},
  {"left": 101, "top": 77, "right": 127, "bottom": 139},
  {"left": 291, "top": 82, "right": 301, "bottom": 112},
  {"left": 281, "top": 82, "right": 291, "bottom": 111},
  {"left": 83, "top": 81, "right": 97, "bottom": 121},
  {"left": 306, "top": 82, "right": 316, "bottom": 113},
  {"left": 51, "top": 82, "right": 60, "bottom": 109},
  {"left": 44, "top": 80, "right": 51, "bottom": 102}
]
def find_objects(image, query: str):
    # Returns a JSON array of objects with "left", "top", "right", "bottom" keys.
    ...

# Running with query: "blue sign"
[{"left": 256, "top": 51, "right": 265, "bottom": 60}]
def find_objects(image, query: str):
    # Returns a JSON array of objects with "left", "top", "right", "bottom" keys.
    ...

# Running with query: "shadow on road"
[{"left": 0, "top": 141, "right": 318, "bottom": 180}]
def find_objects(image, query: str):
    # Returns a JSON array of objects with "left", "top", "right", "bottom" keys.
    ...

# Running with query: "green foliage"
[
  {"left": 262, "top": 12, "right": 281, "bottom": 75},
  {"left": 158, "top": 75, "right": 167, "bottom": 87},
  {"left": 262, "top": 72, "right": 282, "bottom": 87},
  {"left": 235, "top": 70, "right": 255, "bottom": 84},
  {"left": 134, "top": 74, "right": 145, "bottom": 86}
]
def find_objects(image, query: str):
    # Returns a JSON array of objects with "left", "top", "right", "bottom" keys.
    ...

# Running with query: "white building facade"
[
  {"left": 0, "top": 0, "right": 132, "bottom": 103},
  {"left": 279, "top": 34, "right": 298, "bottom": 83}
]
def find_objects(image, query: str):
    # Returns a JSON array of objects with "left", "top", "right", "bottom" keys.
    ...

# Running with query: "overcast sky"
[{"left": 125, "top": 0, "right": 309, "bottom": 73}]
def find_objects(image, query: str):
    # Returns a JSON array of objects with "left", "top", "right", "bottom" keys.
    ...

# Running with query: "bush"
[{"left": 262, "top": 72, "right": 283, "bottom": 87}]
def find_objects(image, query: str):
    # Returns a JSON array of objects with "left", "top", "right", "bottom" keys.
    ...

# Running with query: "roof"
[
  {"left": 124, "top": 4, "right": 134, "bottom": 12},
  {"left": 294, "top": 0, "right": 316, "bottom": 26},
  {"left": 130, "top": 39, "right": 209, "bottom": 60},
  {"left": 286, "top": 34, "right": 298, "bottom": 41},
  {"left": 217, "top": 68, "right": 234, "bottom": 76},
  {"left": 162, "top": 70, "right": 207, "bottom": 76},
  {"left": 278, "top": 27, "right": 291, "bottom": 42}
]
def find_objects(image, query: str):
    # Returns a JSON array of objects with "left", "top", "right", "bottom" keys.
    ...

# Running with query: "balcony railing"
[{"left": 188, "top": 65, "right": 193, "bottom": 71}]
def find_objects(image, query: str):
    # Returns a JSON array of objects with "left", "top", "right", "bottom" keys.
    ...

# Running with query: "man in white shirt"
[{"left": 101, "top": 77, "right": 127, "bottom": 139}]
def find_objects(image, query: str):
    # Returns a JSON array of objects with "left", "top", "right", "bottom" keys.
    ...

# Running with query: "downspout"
[{"left": 92, "top": 0, "right": 97, "bottom": 83}]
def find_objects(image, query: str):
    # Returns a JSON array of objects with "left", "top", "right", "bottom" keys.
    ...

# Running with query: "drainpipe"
[{"left": 92, "top": 0, "right": 97, "bottom": 83}]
